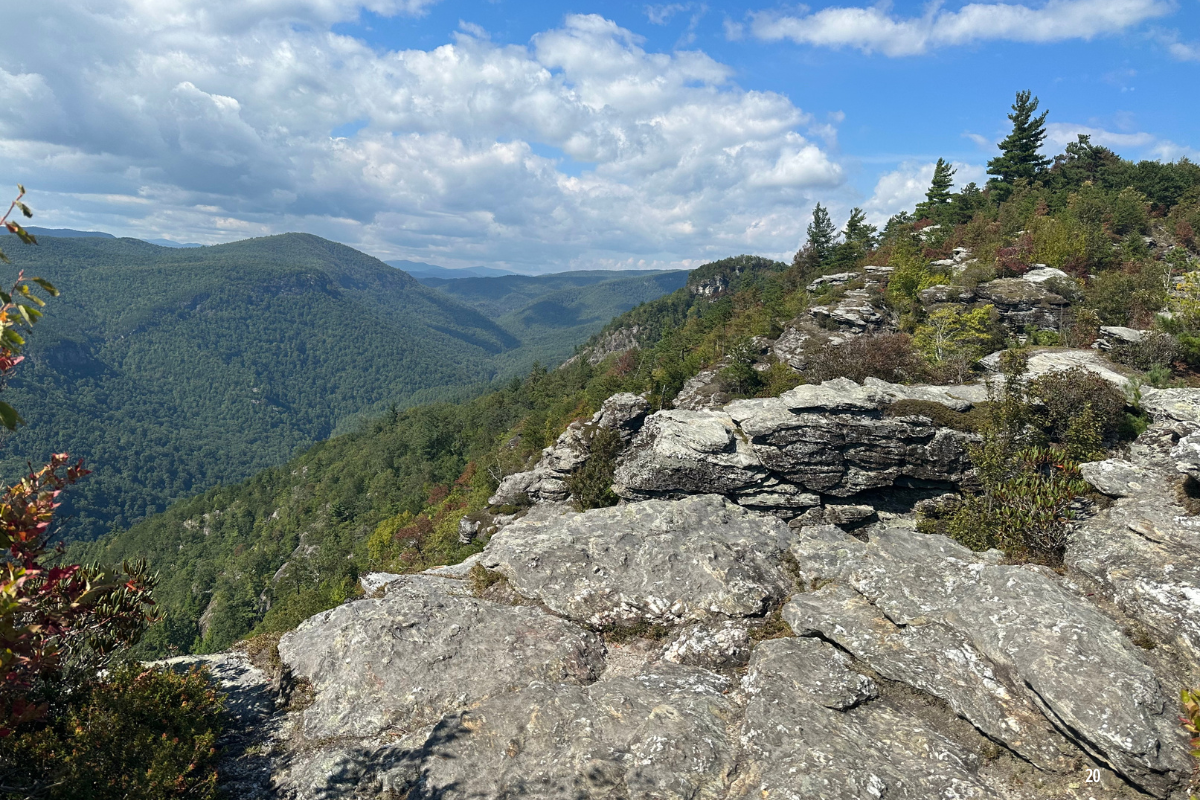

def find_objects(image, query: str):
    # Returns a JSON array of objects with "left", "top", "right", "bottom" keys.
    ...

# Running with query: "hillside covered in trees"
[
  {"left": 2, "top": 234, "right": 681, "bottom": 541},
  {"left": 79, "top": 92, "right": 1200, "bottom": 659}
]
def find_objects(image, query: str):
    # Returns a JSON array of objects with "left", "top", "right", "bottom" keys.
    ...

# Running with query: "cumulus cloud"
[
  {"left": 746, "top": 0, "right": 1171, "bottom": 56},
  {"left": 0, "top": 3, "right": 845, "bottom": 271},
  {"left": 862, "top": 160, "right": 986, "bottom": 224}
]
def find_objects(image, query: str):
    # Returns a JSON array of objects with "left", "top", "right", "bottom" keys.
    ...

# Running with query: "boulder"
[
  {"left": 919, "top": 284, "right": 976, "bottom": 305},
  {"left": 671, "top": 367, "right": 732, "bottom": 410},
  {"left": 615, "top": 380, "right": 977, "bottom": 511},
  {"left": 277, "top": 574, "right": 605, "bottom": 740},
  {"left": 784, "top": 525, "right": 1192, "bottom": 794},
  {"left": 975, "top": 276, "right": 1070, "bottom": 330},
  {"left": 481, "top": 495, "right": 794, "bottom": 627}
]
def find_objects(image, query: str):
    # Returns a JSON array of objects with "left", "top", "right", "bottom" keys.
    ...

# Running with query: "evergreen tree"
[
  {"left": 917, "top": 158, "right": 956, "bottom": 220},
  {"left": 987, "top": 91, "right": 1050, "bottom": 195},
  {"left": 843, "top": 207, "right": 878, "bottom": 249},
  {"left": 828, "top": 207, "right": 878, "bottom": 270},
  {"left": 805, "top": 202, "right": 837, "bottom": 267}
]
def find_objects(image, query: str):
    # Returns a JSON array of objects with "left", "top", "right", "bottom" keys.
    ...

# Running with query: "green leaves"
[{"left": 0, "top": 401, "right": 23, "bottom": 431}]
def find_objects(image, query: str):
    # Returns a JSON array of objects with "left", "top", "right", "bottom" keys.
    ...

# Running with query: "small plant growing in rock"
[
  {"left": 1183, "top": 687, "right": 1200, "bottom": 799},
  {"left": 566, "top": 427, "right": 621, "bottom": 511},
  {"left": 920, "top": 351, "right": 1094, "bottom": 566}
]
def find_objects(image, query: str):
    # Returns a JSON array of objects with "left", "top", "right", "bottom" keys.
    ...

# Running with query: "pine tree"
[
  {"left": 843, "top": 207, "right": 878, "bottom": 249},
  {"left": 828, "top": 207, "right": 877, "bottom": 270},
  {"left": 987, "top": 91, "right": 1050, "bottom": 193},
  {"left": 805, "top": 202, "right": 837, "bottom": 267},
  {"left": 921, "top": 158, "right": 956, "bottom": 214}
]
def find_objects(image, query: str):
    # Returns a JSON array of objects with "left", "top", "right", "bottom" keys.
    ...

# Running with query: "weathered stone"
[
  {"left": 1069, "top": 424, "right": 1200, "bottom": 679},
  {"left": 456, "top": 515, "right": 480, "bottom": 544},
  {"left": 785, "top": 525, "right": 1192, "bottom": 794},
  {"left": 919, "top": 284, "right": 976, "bottom": 305},
  {"left": 862, "top": 376, "right": 975, "bottom": 411},
  {"left": 661, "top": 619, "right": 754, "bottom": 668},
  {"left": 277, "top": 574, "right": 605, "bottom": 740},
  {"left": 671, "top": 367, "right": 732, "bottom": 410},
  {"left": 280, "top": 664, "right": 739, "bottom": 800},
  {"left": 617, "top": 381, "right": 976, "bottom": 508},
  {"left": 1080, "top": 458, "right": 1155, "bottom": 497},
  {"left": 489, "top": 393, "right": 651, "bottom": 505},
  {"left": 732, "top": 637, "right": 993, "bottom": 800},
  {"left": 1023, "top": 266, "right": 1072, "bottom": 283},
  {"left": 613, "top": 410, "right": 767, "bottom": 497},
  {"left": 978, "top": 347, "right": 1133, "bottom": 389},
  {"left": 481, "top": 495, "right": 794, "bottom": 627},
  {"left": 1172, "top": 431, "right": 1200, "bottom": 480},
  {"left": 808, "top": 271, "right": 860, "bottom": 291}
]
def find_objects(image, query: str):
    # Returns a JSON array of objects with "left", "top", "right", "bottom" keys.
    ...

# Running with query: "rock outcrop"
[
  {"left": 193, "top": 368, "right": 1200, "bottom": 800},
  {"left": 489, "top": 392, "right": 649, "bottom": 505},
  {"left": 613, "top": 377, "right": 978, "bottom": 520}
]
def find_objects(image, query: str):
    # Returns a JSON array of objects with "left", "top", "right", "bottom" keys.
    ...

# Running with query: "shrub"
[
  {"left": 1182, "top": 687, "right": 1200, "bottom": 800},
  {"left": 926, "top": 447, "right": 1089, "bottom": 566},
  {"left": 1029, "top": 367, "right": 1128, "bottom": 451},
  {"left": 808, "top": 333, "right": 923, "bottom": 384},
  {"left": 566, "top": 427, "right": 621, "bottom": 511},
  {"left": 919, "top": 353, "right": 1094, "bottom": 566},
  {"left": 0, "top": 662, "right": 224, "bottom": 800},
  {"left": 1064, "top": 308, "right": 1101, "bottom": 348},
  {"left": 1109, "top": 332, "right": 1179, "bottom": 373}
]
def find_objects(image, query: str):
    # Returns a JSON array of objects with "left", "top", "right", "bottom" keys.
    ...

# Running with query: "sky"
[{"left": 1, "top": 0, "right": 1197, "bottom": 273}]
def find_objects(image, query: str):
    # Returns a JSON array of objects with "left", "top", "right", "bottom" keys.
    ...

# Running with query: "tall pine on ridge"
[
  {"left": 917, "top": 158, "right": 956, "bottom": 222},
  {"left": 987, "top": 90, "right": 1050, "bottom": 197}
]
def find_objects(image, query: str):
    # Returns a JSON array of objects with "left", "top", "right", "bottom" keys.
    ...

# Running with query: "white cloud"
[
  {"left": 862, "top": 160, "right": 986, "bottom": 225},
  {"left": 747, "top": 0, "right": 1171, "bottom": 56},
  {"left": 1045, "top": 122, "right": 1200, "bottom": 160},
  {"left": 0, "top": 5, "right": 845, "bottom": 271}
]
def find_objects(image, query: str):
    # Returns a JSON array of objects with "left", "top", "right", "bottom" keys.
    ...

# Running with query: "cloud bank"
[
  {"left": 0, "top": 2, "right": 844, "bottom": 270},
  {"left": 747, "top": 0, "right": 1171, "bottom": 56}
]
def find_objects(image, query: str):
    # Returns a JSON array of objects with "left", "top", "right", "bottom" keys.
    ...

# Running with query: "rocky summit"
[{"left": 178, "top": 367, "right": 1200, "bottom": 800}]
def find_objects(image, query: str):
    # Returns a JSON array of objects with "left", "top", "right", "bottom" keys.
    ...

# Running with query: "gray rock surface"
[
  {"left": 784, "top": 524, "right": 1192, "bottom": 794},
  {"left": 278, "top": 663, "right": 739, "bottom": 800},
  {"left": 481, "top": 495, "right": 794, "bottom": 627},
  {"left": 190, "top": 378, "right": 1200, "bottom": 800},
  {"left": 614, "top": 378, "right": 977, "bottom": 517},
  {"left": 732, "top": 637, "right": 995, "bottom": 800},
  {"left": 1080, "top": 457, "right": 1155, "bottom": 497},
  {"left": 277, "top": 574, "right": 605, "bottom": 740}
]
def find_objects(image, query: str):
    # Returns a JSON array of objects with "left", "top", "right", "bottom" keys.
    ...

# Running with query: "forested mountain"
[
  {"left": 0, "top": 234, "right": 565, "bottom": 540},
  {"left": 423, "top": 270, "right": 690, "bottom": 371},
  {"left": 76, "top": 119, "right": 1200, "bottom": 658}
]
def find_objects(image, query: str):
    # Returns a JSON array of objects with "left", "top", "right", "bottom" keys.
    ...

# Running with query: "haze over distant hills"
[
  {"left": 386, "top": 260, "right": 522, "bottom": 279},
  {"left": 2, "top": 232, "right": 686, "bottom": 540}
]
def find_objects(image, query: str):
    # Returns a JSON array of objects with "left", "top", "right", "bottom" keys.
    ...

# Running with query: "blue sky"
[{"left": 2, "top": 0, "right": 1197, "bottom": 272}]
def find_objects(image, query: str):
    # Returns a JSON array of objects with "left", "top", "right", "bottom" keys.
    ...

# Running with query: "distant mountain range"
[
  {"left": 386, "top": 260, "right": 521, "bottom": 279},
  {"left": 3, "top": 227, "right": 200, "bottom": 247},
  {"left": 1, "top": 233, "right": 686, "bottom": 540}
]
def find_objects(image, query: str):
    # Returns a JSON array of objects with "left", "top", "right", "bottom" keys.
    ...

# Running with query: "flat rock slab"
[
  {"left": 279, "top": 664, "right": 738, "bottom": 800},
  {"left": 277, "top": 574, "right": 605, "bottom": 741},
  {"left": 482, "top": 495, "right": 794, "bottom": 627},
  {"left": 785, "top": 526, "right": 1191, "bottom": 796},
  {"left": 1080, "top": 458, "right": 1155, "bottom": 497},
  {"left": 732, "top": 638, "right": 993, "bottom": 800}
]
